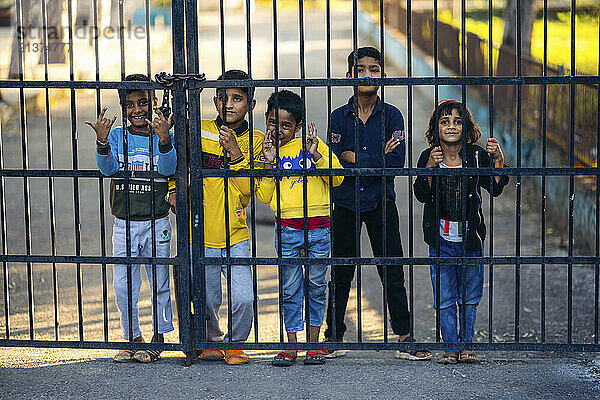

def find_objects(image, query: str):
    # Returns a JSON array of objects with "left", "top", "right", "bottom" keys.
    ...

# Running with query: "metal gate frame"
[{"left": 0, "top": 0, "right": 599, "bottom": 359}]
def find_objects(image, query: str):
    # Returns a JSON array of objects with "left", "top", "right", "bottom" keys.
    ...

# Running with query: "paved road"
[{"left": 0, "top": 6, "right": 599, "bottom": 399}]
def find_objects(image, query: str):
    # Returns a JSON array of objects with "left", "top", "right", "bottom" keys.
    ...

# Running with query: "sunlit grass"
[{"left": 438, "top": 10, "right": 599, "bottom": 74}]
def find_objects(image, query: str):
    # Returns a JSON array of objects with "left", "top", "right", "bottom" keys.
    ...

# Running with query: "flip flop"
[
  {"left": 321, "top": 338, "right": 348, "bottom": 358},
  {"left": 395, "top": 337, "right": 432, "bottom": 361},
  {"left": 459, "top": 351, "right": 479, "bottom": 363},
  {"left": 133, "top": 349, "right": 162, "bottom": 363},
  {"left": 437, "top": 351, "right": 459, "bottom": 365},
  {"left": 272, "top": 351, "right": 297, "bottom": 367},
  {"left": 113, "top": 349, "right": 136, "bottom": 363},
  {"left": 304, "top": 350, "right": 326, "bottom": 365}
]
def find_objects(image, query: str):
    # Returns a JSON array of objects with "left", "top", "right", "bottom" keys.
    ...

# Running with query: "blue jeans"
[
  {"left": 429, "top": 238, "right": 484, "bottom": 345},
  {"left": 275, "top": 225, "right": 330, "bottom": 333}
]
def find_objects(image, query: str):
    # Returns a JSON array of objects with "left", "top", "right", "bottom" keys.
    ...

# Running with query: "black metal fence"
[{"left": 0, "top": 0, "right": 599, "bottom": 364}]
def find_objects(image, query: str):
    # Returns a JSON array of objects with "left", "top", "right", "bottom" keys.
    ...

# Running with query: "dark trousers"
[{"left": 324, "top": 200, "right": 410, "bottom": 340}]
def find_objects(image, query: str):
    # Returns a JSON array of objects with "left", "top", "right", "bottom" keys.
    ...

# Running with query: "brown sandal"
[
  {"left": 437, "top": 351, "right": 459, "bottom": 364},
  {"left": 114, "top": 349, "right": 136, "bottom": 363},
  {"left": 459, "top": 351, "right": 478, "bottom": 363}
]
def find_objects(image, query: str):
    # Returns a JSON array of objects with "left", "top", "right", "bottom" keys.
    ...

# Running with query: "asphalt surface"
[
  {"left": 0, "top": 6, "right": 599, "bottom": 400},
  {"left": 1, "top": 349, "right": 600, "bottom": 399}
]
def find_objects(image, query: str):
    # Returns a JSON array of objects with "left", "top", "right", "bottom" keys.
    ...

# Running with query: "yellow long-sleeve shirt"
[
  {"left": 168, "top": 119, "right": 266, "bottom": 248},
  {"left": 257, "top": 137, "right": 344, "bottom": 219}
]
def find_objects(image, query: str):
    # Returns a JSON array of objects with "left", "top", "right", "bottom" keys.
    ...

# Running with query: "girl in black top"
[{"left": 414, "top": 100, "right": 509, "bottom": 364}]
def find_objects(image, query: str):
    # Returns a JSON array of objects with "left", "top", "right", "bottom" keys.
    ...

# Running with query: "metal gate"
[{"left": 1, "top": 0, "right": 599, "bottom": 364}]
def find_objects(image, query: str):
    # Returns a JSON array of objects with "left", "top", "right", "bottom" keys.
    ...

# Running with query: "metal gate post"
[
  {"left": 171, "top": 0, "right": 193, "bottom": 357},
  {"left": 181, "top": 0, "right": 208, "bottom": 356}
]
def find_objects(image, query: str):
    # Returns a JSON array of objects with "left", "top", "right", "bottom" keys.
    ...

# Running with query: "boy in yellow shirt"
[
  {"left": 168, "top": 70, "right": 265, "bottom": 365},
  {"left": 257, "top": 90, "right": 343, "bottom": 366}
]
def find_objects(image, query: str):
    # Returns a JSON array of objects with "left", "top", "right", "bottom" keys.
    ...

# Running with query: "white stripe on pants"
[
  {"left": 112, "top": 217, "right": 174, "bottom": 340},
  {"left": 202, "top": 240, "right": 254, "bottom": 342}
]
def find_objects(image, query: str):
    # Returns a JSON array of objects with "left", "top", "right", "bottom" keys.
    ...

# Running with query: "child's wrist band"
[{"left": 96, "top": 139, "right": 109, "bottom": 146}]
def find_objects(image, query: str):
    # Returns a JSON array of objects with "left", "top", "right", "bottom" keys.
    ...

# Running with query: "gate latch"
[
  {"left": 155, "top": 72, "right": 206, "bottom": 122},
  {"left": 155, "top": 72, "right": 206, "bottom": 90}
]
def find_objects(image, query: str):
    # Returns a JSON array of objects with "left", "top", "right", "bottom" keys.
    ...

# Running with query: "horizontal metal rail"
[
  {"left": 0, "top": 255, "right": 178, "bottom": 265},
  {"left": 3, "top": 167, "right": 599, "bottom": 179},
  {"left": 0, "top": 75, "right": 598, "bottom": 90}
]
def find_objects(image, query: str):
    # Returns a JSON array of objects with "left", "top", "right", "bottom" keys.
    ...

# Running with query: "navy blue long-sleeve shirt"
[{"left": 328, "top": 96, "right": 405, "bottom": 213}]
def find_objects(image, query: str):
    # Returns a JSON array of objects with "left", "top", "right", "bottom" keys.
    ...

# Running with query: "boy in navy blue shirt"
[{"left": 324, "top": 47, "right": 430, "bottom": 360}]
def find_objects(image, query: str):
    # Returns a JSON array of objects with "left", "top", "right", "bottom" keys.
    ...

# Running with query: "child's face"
[
  {"left": 346, "top": 56, "right": 383, "bottom": 95},
  {"left": 125, "top": 91, "right": 154, "bottom": 130},
  {"left": 214, "top": 88, "right": 255, "bottom": 129},
  {"left": 265, "top": 108, "right": 301, "bottom": 148},
  {"left": 438, "top": 108, "right": 463, "bottom": 144}
]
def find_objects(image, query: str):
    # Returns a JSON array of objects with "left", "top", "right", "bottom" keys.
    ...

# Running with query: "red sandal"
[
  {"left": 272, "top": 351, "right": 297, "bottom": 367},
  {"left": 304, "top": 350, "right": 326, "bottom": 365}
]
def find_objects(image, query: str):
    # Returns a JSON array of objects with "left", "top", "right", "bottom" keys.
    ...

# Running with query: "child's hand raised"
[
  {"left": 145, "top": 108, "right": 173, "bottom": 145},
  {"left": 306, "top": 122, "right": 322, "bottom": 162},
  {"left": 219, "top": 126, "right": 243, "bottom": 160},
  {"left": 262, "top": 129, "right": 277, "bottom": 164},
  {"left": 486, "top": 138, "right": 504, "bottom": 167},
  {"left": 384, "top": 137, "right": 401, "bottom": 154},
  {"left": 426, "top": 146, "right": 443, "bottom": 168},
  {"left": 84, "top": 107, "right": 117, "bottom": 143}
]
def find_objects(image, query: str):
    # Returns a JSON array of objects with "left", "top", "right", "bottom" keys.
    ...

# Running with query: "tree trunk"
[
  {"left": 8, "top": 0, "right": 31, "bottom": 78},
  {"left": 43, "top": 0, "right": 66, "bottom": 64},
  {"left": 502, "top": 0, "right": 537, "bottom": 55},
  {"left": 75, "top": 0, "right": 91, "bottom": 26},
  {"left": 110, "top": 0, "right": 119, "bottom": 30}
]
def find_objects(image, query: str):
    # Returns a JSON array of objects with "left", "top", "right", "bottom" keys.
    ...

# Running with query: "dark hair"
[
  {"left": 118, "top": 74, "right": 153, "bottom": 103},
  {"left": 424, "top": 100, "right": 482, "bottom": 146},
  {"left": 347, "top": 46, "right": 382, "bottom": 73},
  {"left": 216, "top": 69, "right": 254, "bottom": 98},
  {"left": 266, "top": 90, "right": 303, "bottom": 126}
]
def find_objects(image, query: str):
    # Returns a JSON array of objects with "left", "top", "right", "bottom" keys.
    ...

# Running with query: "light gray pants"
[
  {"left": 203, "top": 240, "right": 254, "bottom": 342},
  {"left": 112, "top": 217, "right": 174, "bottom": 340}
]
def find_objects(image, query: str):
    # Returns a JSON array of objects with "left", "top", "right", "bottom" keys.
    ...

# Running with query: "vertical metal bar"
[
  {"left": 595, "top": 8, "right": 600, "bottom": 346},
  {"left": 378, "top": 0, "right": 388, "bottom": 345},
  {"left": 91, "top": 0, "right": 109, "bottom": 343},
  {"left": 14, "top": 0, "right": 35, "bottom": 340},
  {"left": 271, "top": 0, "right": 284, "bottom": 343},
  {"left": 433, "top": 0, "right": 441, "bottom": 345},
  {"left": 487, "top": 0, "right": 495, "bottom": 345},
  {"left": 66, "top": 0, "right": 84, "bottom": 342},
  {"left": 325, "top": 0, "right": 336, "bottom": 344},
  {"left": 541, "top": 0, "right": 548, "bottom": 344},
  {"left": 298, "top": 0, "right": 310, "bottom": 344},
  {"left": 144, "top": 0, "right": 159, "bottom": 343},
  {"left": 0, "top": 80, "right": 8, "bottom": 340},
  {"left": 406, "top": 0, "right": 414, "bottom": 342},
  {"left": 40, "top": 0, "right": 59, "bottom": 340},
  {"left": 567, "top": 0, "right": 576, "bottom": 345},
  {"left": 515, "top": 0, "right": 522, "bottom": 345},
  {"left": 351, "top": 0, "right": 362, "bottom": 344},
  {"left": 117, "top": 0, "right": 134, "bottom": 343},
  {"left": 183, "top": 0, "right": 202, "bottom": 352},
  {"left": 244, "top": 0, "right": 259, "bottom": 344},
  {"left": 460, "top": 0, "right": 467, "bottom": 345},
  {"left": 217, "top": 0, "right": 233, "bottom": 344}
]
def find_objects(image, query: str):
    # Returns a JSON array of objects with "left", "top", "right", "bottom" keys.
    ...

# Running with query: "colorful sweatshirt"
[
  {"left": 257, "top": 137, "right": 344, "bottom": 219},
  {"left": 168, "top": 119, "right": 266, "bottom": 248},
  {"left": 96, "top": 125, "right": 177, "bottom": 221}
]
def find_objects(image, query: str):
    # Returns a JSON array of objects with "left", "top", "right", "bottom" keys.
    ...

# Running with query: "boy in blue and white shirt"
[{"left": 85, "top": 73, "right": 176, "bottom": 363}]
